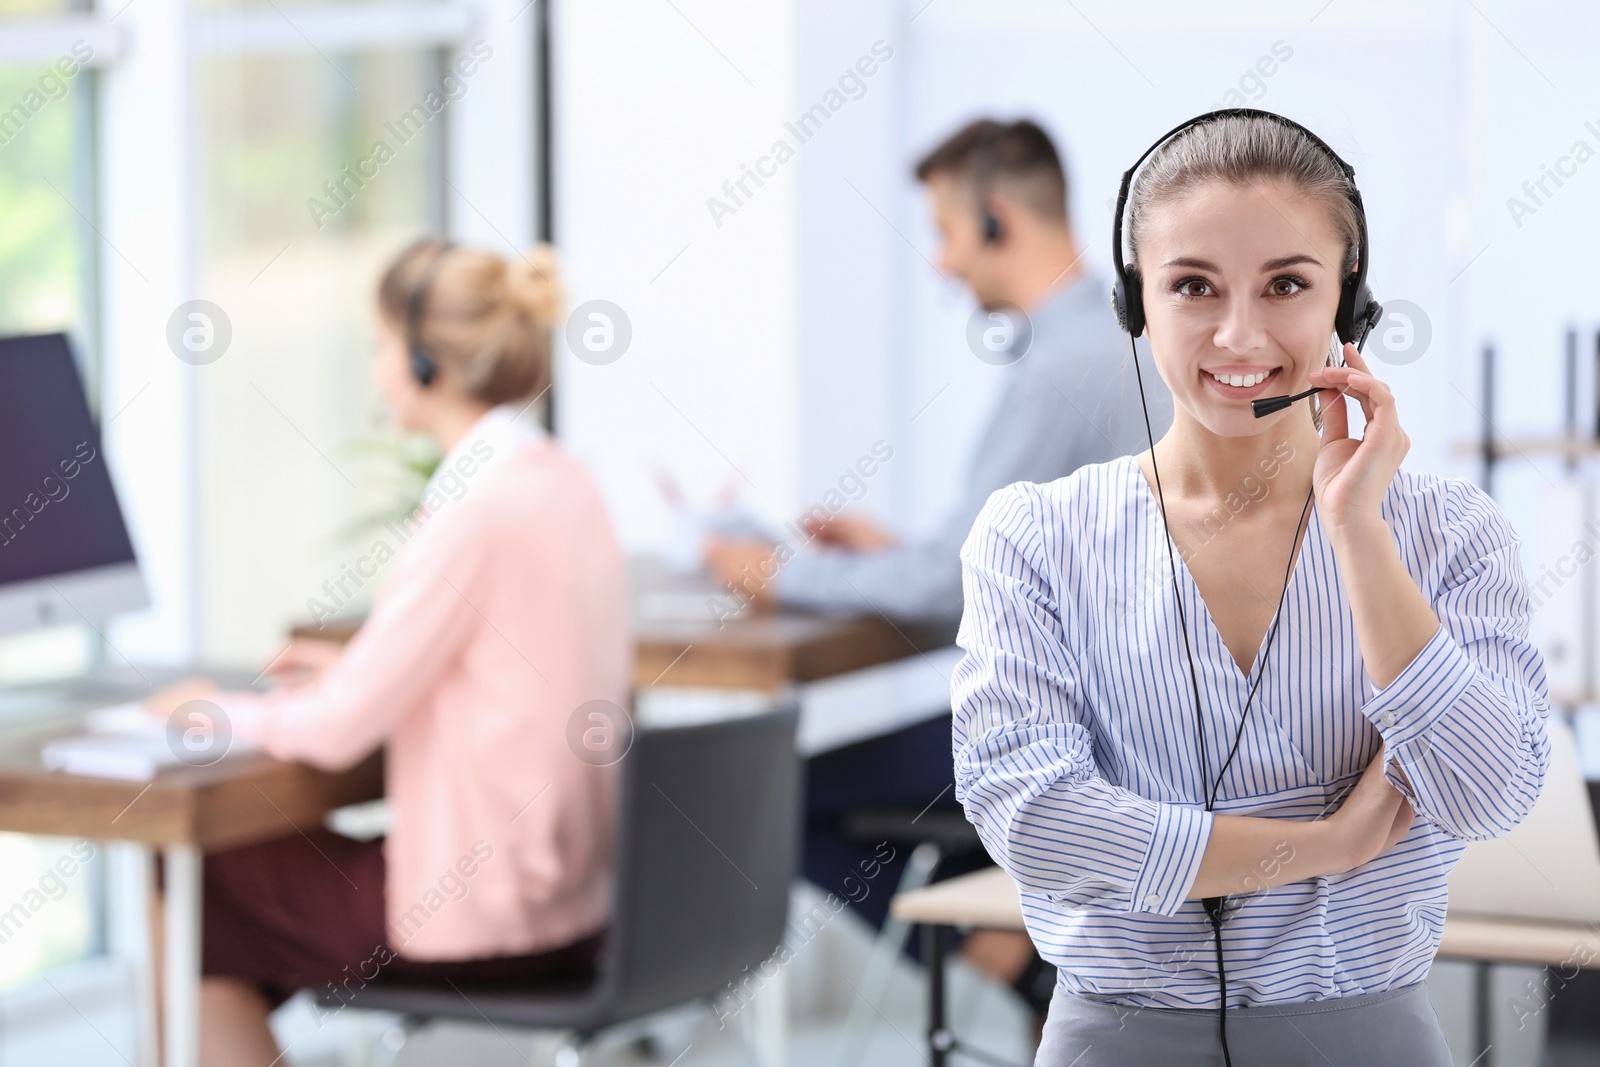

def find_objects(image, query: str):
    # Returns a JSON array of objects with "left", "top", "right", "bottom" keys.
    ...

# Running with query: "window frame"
[{"left": 0, "top": 0, "right": 549, "bottom": 1001}]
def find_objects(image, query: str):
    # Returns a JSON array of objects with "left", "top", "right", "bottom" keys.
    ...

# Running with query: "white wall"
[
  {"left": 554, "top": 0, "right": 804, "bottom": 546},
  {"left": 559, "top": 0, "right": 1589, "bottom": 556},
  {"left": 895, "top": 0, "right": 1471, "bottom": 536}
]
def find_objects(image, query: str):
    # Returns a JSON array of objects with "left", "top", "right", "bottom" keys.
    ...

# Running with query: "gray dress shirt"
[{"left": 772, "top": 269, "right": 1173, "bottom": 624}]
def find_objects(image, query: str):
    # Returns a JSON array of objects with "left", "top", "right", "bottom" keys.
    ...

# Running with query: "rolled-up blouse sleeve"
[
  {"left": 952, "top": 481, "right": 1212, "bottom": 916},
  {"left": 1361, "top": 478, "right": 1552, "bottom": 841}
]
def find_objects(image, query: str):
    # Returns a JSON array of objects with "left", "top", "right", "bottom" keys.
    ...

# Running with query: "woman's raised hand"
[
  {"left": 1309, "top": 341, "right": 1411, "bottom": 530},
  {"left": 1328, "top": 743, "right": 1414, "bottom": 871}
]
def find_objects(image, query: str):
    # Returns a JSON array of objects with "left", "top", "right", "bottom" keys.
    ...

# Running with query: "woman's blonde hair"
[
  {"left": 378, "top": 239, "right": 565, "bottom": 405},
  {"left": 1126, "top": 113, "right": 1361, "bottom": 279}
]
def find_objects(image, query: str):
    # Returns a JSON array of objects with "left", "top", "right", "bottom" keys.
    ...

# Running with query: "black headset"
[
  {"left": 1112, "top": 108, "right": 1382, "bottom": 347},
  {"left": 973, "top": 129, "right": 1003, "bottom": 244},
  {"left": 1110, "top": 110, "right": 1379, "bottom": 1067},
  {"left": 404, "top": 240, "right": 454, "bottom": 388}
]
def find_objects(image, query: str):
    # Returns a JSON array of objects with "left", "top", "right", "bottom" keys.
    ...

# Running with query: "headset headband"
[
  {"left": 972, "top": 126, "right": 1004, "bottom": 244},
  {"left": 406, "top": 240, "right": 454, "bottom": 346},
  {"left": 1110, "top": 108, "right": 1378, "bottom": 345},
  {"left": 405, "top": 240, "right": 454, "bottom": 387}
]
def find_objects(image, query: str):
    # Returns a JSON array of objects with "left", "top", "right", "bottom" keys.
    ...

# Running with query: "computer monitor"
[{"left": 0, "top": 333, "right": 147, "bottom": 637}]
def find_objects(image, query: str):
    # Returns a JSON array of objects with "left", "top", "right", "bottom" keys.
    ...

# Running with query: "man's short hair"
[{"left": 913, "top": 118, "right": 1069, "bottom": 224}]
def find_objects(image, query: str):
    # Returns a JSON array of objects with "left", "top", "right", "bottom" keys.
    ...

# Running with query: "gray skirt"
[{"left": 1034, "top": 981, "right": 1454, "bottom": 1067}]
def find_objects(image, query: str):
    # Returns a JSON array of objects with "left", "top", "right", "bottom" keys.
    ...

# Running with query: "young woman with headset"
[
  {"left": 147, "top": 239, "right": 630, "bottom": 1064},
  {"left": 953, "top": 110, "right": 1551, "bottom": 1065}
]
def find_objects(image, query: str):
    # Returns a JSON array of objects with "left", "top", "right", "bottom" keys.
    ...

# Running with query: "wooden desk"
[
  {"left": 296, "top": 578, "right": 956, "bottom": 1067},
  {"left": 1437, "top": 912, "right": 1600, "bottom": 1064},
  {"left": 298, "top": 559, "right": 961, "bottom": 757},
  {"left": 632, "top": 613, "right": 950, "bottom": 691},
  {"left": 890, "top": 868, "right": 1020, "bottom": 1067},
  {"left": 0, "top": 673, "right": 382, "bottom": 1067},
  {"left": 891, "top": 869, "right": 1600, "bottom": 1067},
  {"left": 297, "top": 595, "right": 954, "bottom": 695}
]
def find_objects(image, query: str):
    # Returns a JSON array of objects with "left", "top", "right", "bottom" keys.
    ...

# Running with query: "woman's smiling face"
[{"left": 1136, "top": 177, "right": 1349, "bottom": 436}]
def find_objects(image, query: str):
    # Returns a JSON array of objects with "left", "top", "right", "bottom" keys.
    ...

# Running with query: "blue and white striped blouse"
[{"left": 952, "top": 453, "right": 1552, "bottom": 1007}]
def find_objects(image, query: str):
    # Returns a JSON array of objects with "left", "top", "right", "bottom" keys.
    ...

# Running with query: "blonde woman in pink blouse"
[{"left": 148, "top": 239, "right": 631, "bottom": 1066}]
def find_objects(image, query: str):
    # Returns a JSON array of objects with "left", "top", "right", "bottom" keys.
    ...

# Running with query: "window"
[
  {"left": 0, "top": 2, "right": 105, "bottom": 700},
  {"left": 0, "top": 0, "right": 537, "bottom": 998},
  {"left": 193, "top": 48, "right": 446, "bottom": 659},
  {"left": 0, "top": 16, "right": 104, "bottom": 990}
]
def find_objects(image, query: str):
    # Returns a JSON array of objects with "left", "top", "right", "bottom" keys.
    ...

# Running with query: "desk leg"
[
  {"left": 924, "top": 924, "right": 951, "bottom": 1067},
  {"left": 1474, "top": 960, "right": 1493, "bottom": 1067},
  {"left": 163, "top": 845, "right": 202, "bottom": 1067},
  {"left": 747, "top": 953, "right": 788, "bottom": 1067},
  {"left": 106, "top": 843, "right": 159, "bottom": 1067}
]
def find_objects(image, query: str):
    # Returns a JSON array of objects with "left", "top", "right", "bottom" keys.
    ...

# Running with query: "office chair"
[{"left": 318, "top": 704, "right": 801, "bottom": 1065}]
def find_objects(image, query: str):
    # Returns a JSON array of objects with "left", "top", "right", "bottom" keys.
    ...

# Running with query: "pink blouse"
[{"left": 223, "top": 415, "right": 631, "bottom": 961}]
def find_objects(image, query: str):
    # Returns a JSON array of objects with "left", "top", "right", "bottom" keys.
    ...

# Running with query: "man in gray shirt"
[
  {"left": 705, "top": 118, "right": 1172, "bottom": 1012},
  {"left": 708, "top": 119, "right": 1170, "bottom": 623}
]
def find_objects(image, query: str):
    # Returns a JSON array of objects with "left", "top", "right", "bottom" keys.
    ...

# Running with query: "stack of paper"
[
  {"left": 41, "top": 733, "right": 187, "bottom": 781},
  {"left": 41, "top": 701, "right": 254, "bottom": 781}
]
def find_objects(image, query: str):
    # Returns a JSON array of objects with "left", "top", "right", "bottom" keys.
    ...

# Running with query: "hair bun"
[{"left": 507, "top": 243, "right": 565, "bottom": 329}]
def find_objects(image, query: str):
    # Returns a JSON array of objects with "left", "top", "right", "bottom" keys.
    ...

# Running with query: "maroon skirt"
[{"left": 200, "top": 828, "right": 603, "bottom": 1008}]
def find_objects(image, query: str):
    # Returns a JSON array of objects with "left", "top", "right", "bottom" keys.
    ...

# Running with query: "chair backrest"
[{"left": 596, "top": 703, "right": 800, "bottom": 1023}]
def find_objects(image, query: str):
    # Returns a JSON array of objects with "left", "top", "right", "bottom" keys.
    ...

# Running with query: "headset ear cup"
[
  {"left": 1119, "top": 267, "right": 1144, "bottom": 337},
  {"left": 410, "top": 347, "right": 436, "bottom": 388},
  {"left": 1334, "top": 276, "right": 1358, "bottom": 344},
  {"left": 1358, "top": 293, "right": 1383, "bottom": 347},
  {"left": 1336, "top": 276, "right": 1384, "bottom": 347}
]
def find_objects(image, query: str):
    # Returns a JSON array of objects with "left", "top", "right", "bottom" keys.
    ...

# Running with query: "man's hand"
[
  {"left": 801, "top": 511, "right": 898, "bottom": 552},
  {"left": 263, "top": 638, "right": 345, "bottom": 690},
  {"left": 703, "top": 537, "right": 781, "bottom": 612}
]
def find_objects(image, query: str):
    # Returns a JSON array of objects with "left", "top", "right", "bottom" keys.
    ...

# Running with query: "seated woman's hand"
[
  {"left": 263, "top": 637, "right": 345, "bottom": 689},
  {"left": 143, "top": 678, "right": 221, "bottom": 720},
  {"left": 1328, "top": 745, "right": 1415, "bottom": 871}
]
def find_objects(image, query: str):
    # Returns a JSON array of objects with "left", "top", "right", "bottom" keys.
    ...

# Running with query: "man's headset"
[
  {"left": 973, "top": 129, "right": 1003, "bottom": 244},
  {"left": 405, "top": 240, "right": 455, "bottom": 389},
  {"left": 1108, "top": 109, "right": 1381, "bottom": 1067}
]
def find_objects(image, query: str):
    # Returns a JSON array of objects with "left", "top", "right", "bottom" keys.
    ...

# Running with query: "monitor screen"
[{"left": 0, "top": 333, "right": 138, "bottom": 585}]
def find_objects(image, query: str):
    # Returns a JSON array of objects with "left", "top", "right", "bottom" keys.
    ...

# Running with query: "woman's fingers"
[
  {"left": 1334, "top": 746, "right": 1413, "bottom": 868},
  {"left": 1308, "top": 368, "right": 1402, "bottom": 444},
  {"left": 1310, "top": 345, "right": 1392, "bottom": 414},
  {"left": 1347, "top": 746, "right": 1402, "bottom": 819}
]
